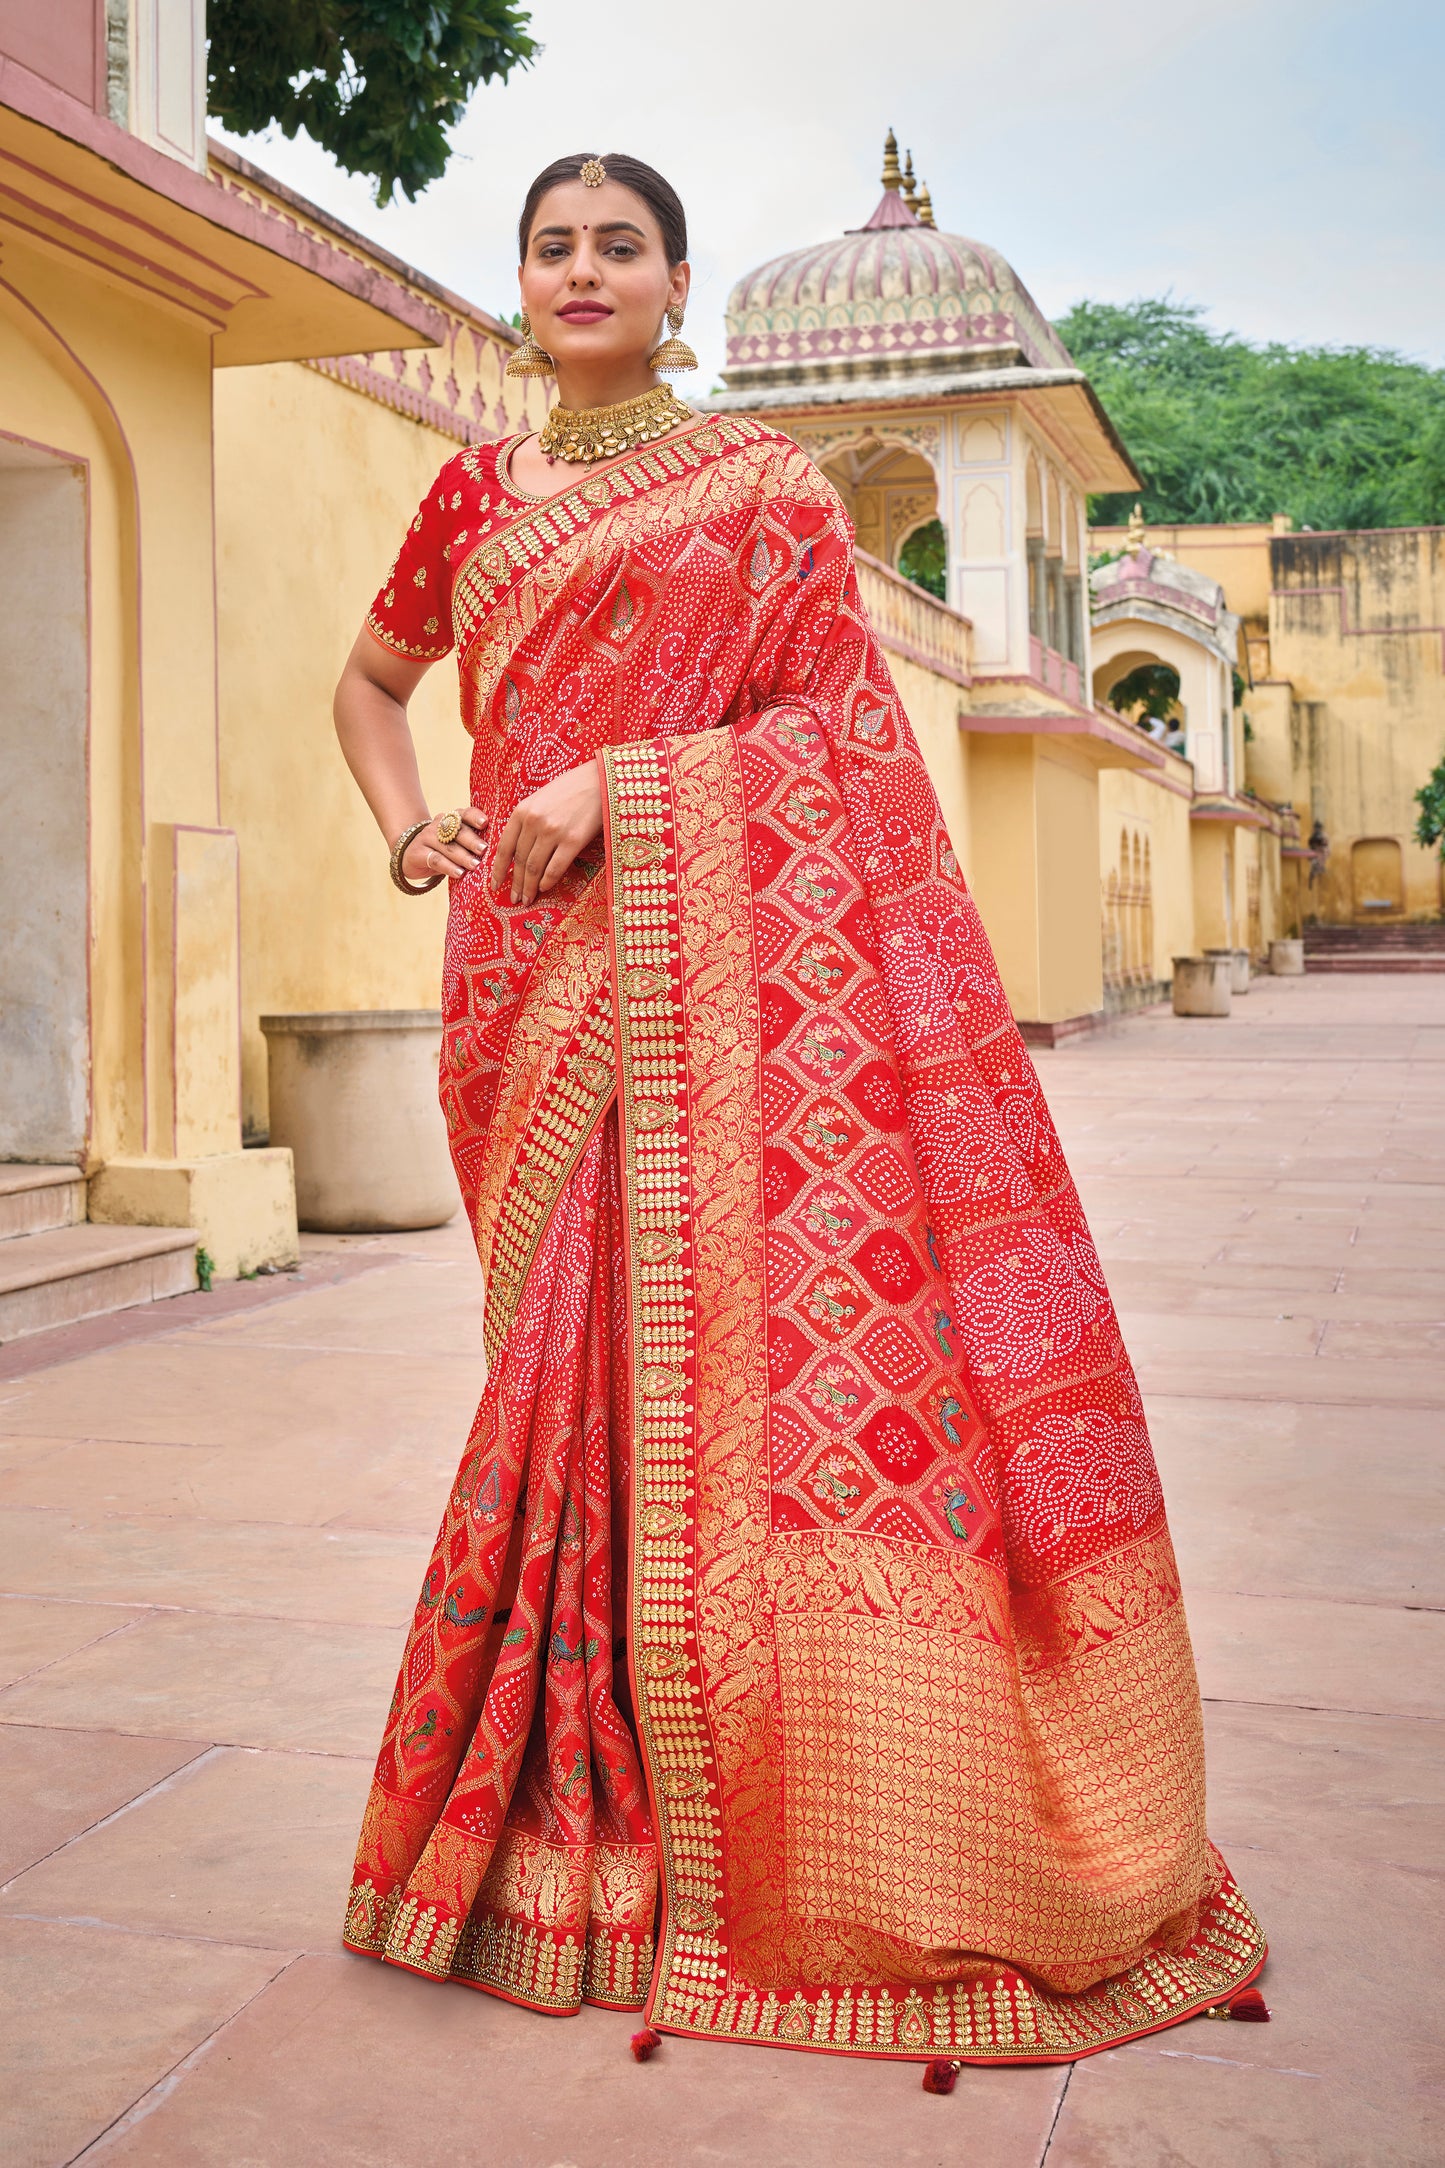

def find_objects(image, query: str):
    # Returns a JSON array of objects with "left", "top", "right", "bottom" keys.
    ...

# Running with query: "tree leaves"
[
  {"left": 1107, "top": 663, "right": 1181, "bottom": 724},
  {"left": 1415, "top": 751, "right": 1445, "bottom": 858},
  {"left": 898, "top": 517, "right": 947, "bottom": 599},
  {"left": 1056, "top": 298, "right": 1445, "bottom": 531},
  {"left": 207, "top": 0, "right": 538, "bottom": 204}
]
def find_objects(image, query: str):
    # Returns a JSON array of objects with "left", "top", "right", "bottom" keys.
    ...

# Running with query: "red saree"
[{"left": 344, "top": 414, "right": 1266, "bottom": 2062}]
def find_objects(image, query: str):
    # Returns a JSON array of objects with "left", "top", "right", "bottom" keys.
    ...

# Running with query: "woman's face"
[{"left": 518, "top": 178, "right": 688, "bottom": 380}]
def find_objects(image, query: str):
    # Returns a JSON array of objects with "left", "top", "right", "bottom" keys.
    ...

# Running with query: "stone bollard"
[
  {"left": 1172, "top": 956, "right": 1232, "bottom": 1017},
  {"left": 1269, "top": 939, "right": 1305, "bottom": 976},
  {"left": 1206, "top": 946, "right": 1251, "bottom": 995},
  {"left": 260, "top": 1011, "right": 458, "bottom": 1232}
]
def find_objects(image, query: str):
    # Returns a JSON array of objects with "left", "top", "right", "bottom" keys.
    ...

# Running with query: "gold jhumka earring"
[
  {"left": 505, "top": 312, "right": 555, "bottom": 379},
  {"left": 648, "top": 304, "right": 698, "bottom": 375}
]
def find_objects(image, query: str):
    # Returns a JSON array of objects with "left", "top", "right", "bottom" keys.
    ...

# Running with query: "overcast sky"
[{"left": 215, "top": 0, "right": 1445, "bottom": 388}]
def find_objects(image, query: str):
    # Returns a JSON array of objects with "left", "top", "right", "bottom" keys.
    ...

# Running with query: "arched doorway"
[
  {"left": 1093, "top": 647, "right": 1186, "bottom": 748},
  {"left": 1351, "top": 837, "right": 1404, "bottom": 918},
  {"left": 819, "top": 439, "right": 939, "bottom": 580}
]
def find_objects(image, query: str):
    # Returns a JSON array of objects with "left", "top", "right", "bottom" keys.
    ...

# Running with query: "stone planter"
[
  {"left": 1269, "top": 938, "right": 1305, "bottom": 976},
  {"left": 1206, "top": 946, "right": 1251, "bottom": 995},
  {"left": 1172, "top": 956, "right": 1232, "bottom": 1018},
  {"left": 260, "top": 1011, "right": 457, "bottom": 1233}
]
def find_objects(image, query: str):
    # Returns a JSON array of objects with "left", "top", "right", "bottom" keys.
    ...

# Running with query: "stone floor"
[{"left": 1, "top": 973, "right": 1441, "bottom": 2167}]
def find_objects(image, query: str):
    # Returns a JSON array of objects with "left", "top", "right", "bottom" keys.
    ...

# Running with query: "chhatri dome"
[{"left": 719, "top": 131, "right": 1076, "bottom": 403}]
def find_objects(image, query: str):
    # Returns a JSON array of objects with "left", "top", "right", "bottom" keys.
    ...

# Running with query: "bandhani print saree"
[{"left": 345, "top": 413, "right": 1267, "bottom": 2063}]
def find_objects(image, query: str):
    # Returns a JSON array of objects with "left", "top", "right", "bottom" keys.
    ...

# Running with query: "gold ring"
[{"left": 435, "top": 810, "right": 462, "bottom": 846}]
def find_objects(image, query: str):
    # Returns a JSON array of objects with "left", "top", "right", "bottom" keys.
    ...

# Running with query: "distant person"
[
  {"left": 1309, "top": 818, "right": 1330, "bottom": 888},
  {"left": 331, "top": 150, "right": 1265, "bottom": 2077}
]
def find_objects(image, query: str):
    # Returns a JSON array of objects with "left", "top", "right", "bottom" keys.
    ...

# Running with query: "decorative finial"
[
  {"left": 882, "top": 128, "right": 902, "bottom": 191},
  {"left": 916, "top": 182, "right": 936, "bottom": 229},
  {"left": 1125, "top": 502, "right": 1147, "bottom": 554},
  {"left": 902, "top": 150, "right": 919, "bottom": 212}
]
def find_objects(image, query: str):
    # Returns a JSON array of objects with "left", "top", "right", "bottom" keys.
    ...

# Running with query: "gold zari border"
[
  {"left": 344, "top": 1875, "right": 652, "bottom": 2015},
  {"left": 604, "top": 731, "right": 1267, "bottom": 2063},
  {"left": 479, "top": 980, "right": 615, "bottom": 1363}
]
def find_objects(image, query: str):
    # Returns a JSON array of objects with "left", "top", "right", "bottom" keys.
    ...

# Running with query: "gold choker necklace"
[{"left": 537, "top": 384, "right": 693, "bottom": 466}]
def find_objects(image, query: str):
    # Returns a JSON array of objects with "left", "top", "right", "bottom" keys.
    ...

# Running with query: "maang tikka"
[
  {"left": 505, "top": 311, "right": 555, "bottom": 379},
  {"left": 648, "top": 304, "right": 698, "bottom": 375}
]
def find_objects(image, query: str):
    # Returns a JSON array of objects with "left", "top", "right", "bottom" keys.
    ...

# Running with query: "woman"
[{"left": 334, "top": 151, "right": 1266, "bottom": 2072}]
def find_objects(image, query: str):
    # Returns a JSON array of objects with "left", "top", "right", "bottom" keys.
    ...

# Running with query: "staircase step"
[
  {"left": 0, "top": 1166, "right": 87, "bottom": 1242},
  {"left": 1304, "top": 924, "right": 1445, "bottom": 950},
  {"left": 1305, "top": 953, "right": 1445, "bottom": 973},
  {"left": 0, "top": 1224, "right": 199, "bottom": 1343}
]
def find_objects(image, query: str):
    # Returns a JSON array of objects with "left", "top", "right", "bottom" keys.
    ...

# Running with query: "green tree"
[
  {"left": 207, "top": 0, "right": 538, "bottom": 205},
  {"left": 1056, "top": 298, "right": 1445, "bottom": 530},
  {"left": 898, "top": 517, "right": 946, "bottom": 600},
  {"left": 1107, "top": 662, "right": 1180, "bottom": 725},
  {"left": 1415, "top": 749, "right": 1445, "bottom": 859}
]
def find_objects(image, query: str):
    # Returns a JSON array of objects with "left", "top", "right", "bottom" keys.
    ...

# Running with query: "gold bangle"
[{"left": 389, "top": 817, "right": 443, "bottom": 895}]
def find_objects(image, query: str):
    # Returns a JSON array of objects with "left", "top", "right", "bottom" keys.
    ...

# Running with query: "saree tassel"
[
  {"left": 1206, "top": 1988, "right": 1271, "bottom": 2022},
  {"left": 630, "top": 2027, "right": 662, "bottom": 2061},
  {"left": 922, "top": 2059, "right": 962, "bottom": 2094}
]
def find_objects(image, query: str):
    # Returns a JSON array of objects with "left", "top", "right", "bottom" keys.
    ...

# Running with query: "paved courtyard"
[{"left": 1, "top": 973, "right": 1441, "bottom": 2167}]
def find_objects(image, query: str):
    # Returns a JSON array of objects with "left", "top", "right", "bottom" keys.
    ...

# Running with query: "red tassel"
[
  {"left": 922, "top": 2058, "right": 961, "bottom": 2094},
  {"left": 1206, "top": 1986, "right": 1271, "bottom": 2023},
  {"left": 630, "top": 2027, "right": 662, "bottom": 2062}
]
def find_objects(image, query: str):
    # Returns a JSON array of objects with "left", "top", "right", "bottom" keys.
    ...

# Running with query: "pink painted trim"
[
  {"left": 0, "top": 144, "right": 266, "bottom": 310},
  {"left": 1190, "top": 798, "right": 1274, "bottom": 829},
  {"left": 0, "top": 51, "right": 442, "bottom": 346},
  {"left": 959, "top": 709, "right": 1168, "bottom": 767},
  {"left": 1273, "top": 582, "right": 1445, "bottom": 668},
  {"left": 0, "top": 204, "right": 216, "bottom": 327},
  {"left": 207, "top": 143, "right": 521, "bottom": 350},
  {"left": 0, "top": 274, "right": 148, "bottom": 1151},
  {"left": 1094, "top": 568, "right": 1220, "bottom": 628},
  {"left": 304, "top": 352, "right": 498, "bottom": 445}
]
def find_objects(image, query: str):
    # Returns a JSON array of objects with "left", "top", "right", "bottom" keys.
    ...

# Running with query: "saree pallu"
[{"left": 345, "top": 415, "right": 1265, "bottom": 2062}]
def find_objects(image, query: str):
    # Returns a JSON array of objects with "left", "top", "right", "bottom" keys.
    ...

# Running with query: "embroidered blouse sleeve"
[{"left": 367, "top": 465, "right": 460, "bottom": 661}]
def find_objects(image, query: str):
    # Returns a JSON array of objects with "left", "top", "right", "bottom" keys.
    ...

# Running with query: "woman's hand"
[
  {"left": 492, "top": 762, "right": 603, "bottom": 905},
  {"left": 401, "top": 806, "right": 489, "bottom": 885}
]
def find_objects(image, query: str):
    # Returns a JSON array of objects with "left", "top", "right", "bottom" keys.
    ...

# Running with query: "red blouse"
[{"left": 367, "top": 442, "right": 524, "bottom": 661}]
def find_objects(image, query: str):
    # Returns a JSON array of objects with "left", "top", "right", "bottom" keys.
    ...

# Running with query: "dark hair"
[{"left": 518, "top": 153, "right": 688, "bottom": 266}]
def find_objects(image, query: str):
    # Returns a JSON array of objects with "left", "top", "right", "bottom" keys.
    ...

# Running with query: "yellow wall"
[
  {"left": 1190, "top": 818, "right": 1280, "bottom": 956},
  {"left": 0, "top": 230, "right": 227, "bottom": 1168},
  {"left": 1098, "top": 763, "right": 1195, "bottom": 989},
  {"left": 213, "top": 363, "right": 493, "bottom": 1136},
  {"left": 883, "top": 646, "right": 973, "bottom": 882},
  {"left": 1103, "top": 521, "right": 1445, "bottom": 927},
  {"left": 1269, "top": 529, "right": 1445, "bottom": 922},
  {"left": 966, "top": 736, "right": 1106, "bottom": 1024}
]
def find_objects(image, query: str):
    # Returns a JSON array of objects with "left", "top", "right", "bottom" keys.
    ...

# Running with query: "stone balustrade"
[{"left": 854, "top": 550, "right": 972, "bottom": 688}]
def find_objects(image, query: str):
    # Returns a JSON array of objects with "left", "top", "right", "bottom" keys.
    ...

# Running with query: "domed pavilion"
[
  {"left": 705, "top": 139, "right": 1293, "bottom": 1041},
  {"left": 710, "top": 133, "right": 1138, "bottom": 708}
]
